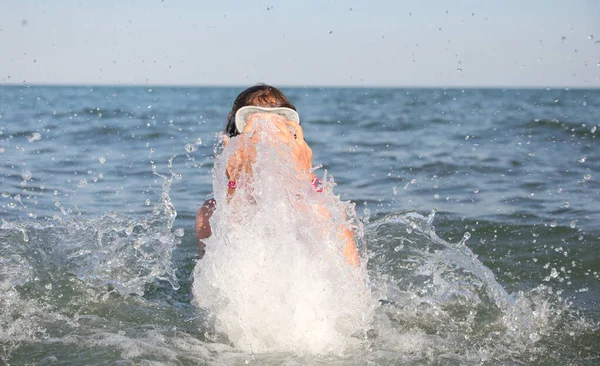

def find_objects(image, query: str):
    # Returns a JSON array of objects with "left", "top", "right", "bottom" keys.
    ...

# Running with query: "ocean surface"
[{"left": 0, "top": 85, "right": 598, "bottom": 365}]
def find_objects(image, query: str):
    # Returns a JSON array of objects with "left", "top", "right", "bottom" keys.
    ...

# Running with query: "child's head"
[{"left": 226, "top": 84, "right": 297, "bottom": 137}]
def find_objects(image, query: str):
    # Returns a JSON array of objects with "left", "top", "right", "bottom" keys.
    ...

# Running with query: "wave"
[
  {"left": 49, "top": 107, "right": 134, "bottom": 120},
  {"left": 526, "top": 118, "right": 598, "bottom": 138},
  {"left": 365, "top": 211, "right": 598, "bottom": 364}
]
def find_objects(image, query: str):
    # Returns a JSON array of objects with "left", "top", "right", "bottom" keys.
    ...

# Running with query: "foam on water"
[
  {"left": 0, "top": 171, "right": 182, "bottom": 363},
  {"left": 192, "top": 124, "right": 377, "bottom": 355},
  {"left": 365, "top": 212, "right": 596, "bottom": 364},
  {"left": 0, "top": 200, "right": 179, "bottom": 297}
]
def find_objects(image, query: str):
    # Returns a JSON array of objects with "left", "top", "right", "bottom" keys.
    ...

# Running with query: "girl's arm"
[{"left": 195, "top": 198, "right": 216, "bottom": 257}]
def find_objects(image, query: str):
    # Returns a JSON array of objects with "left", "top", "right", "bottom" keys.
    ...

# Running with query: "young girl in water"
[{"left": 195, "top": 84, "right": 359, "bottom": 266}]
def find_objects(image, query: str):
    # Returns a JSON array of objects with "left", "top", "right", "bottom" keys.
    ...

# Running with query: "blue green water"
[{"left": 0, "top": 86, "right": 598, "bottom": 365}]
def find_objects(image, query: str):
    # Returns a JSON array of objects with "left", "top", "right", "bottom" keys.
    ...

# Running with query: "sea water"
[{"left": 0, "top": 86, "right": 598, "bottom": 365}]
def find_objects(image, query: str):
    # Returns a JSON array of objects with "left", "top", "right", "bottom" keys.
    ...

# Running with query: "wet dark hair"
[{"left": 225, "top": 84, "right": 297, "bottom": 137}]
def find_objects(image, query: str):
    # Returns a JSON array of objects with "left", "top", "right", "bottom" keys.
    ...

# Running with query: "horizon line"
[{"left": 1, "top": 82, "right": 599, "bottom": 90}]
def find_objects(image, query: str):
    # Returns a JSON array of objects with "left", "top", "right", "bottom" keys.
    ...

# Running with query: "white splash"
[{"left": 193, "top": 124, "right": 376, "bottom": 355}]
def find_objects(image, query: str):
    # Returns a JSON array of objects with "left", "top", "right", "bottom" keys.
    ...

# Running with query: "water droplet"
[
  {"left": 33, "top": 59, "right": 37, "bottom": 63},
  {"left": 427, "top": 209, "right": 437, "bottom": 225},
  {"left": 591, "top": 126, "right": 597, "bottom": 133},
  {"left": 583, "top": 174, "right": 592, "bottom": 181},
  {"left": 563, "top": 201, "right": 570, "bottom": 208},
  {"left": 147, "top": 105, "right": 152, "bottom": 109},
  {"left": 174, "top": 228, "right": 184, "bottom": 237},
  {"left": 394, "top": 244, "right": 404, "bottom": 252},
  {"left": 570, "top": 220, "right": 577, "bottom": 229},
  {"left": 99, "top": 156, "right": 106, "bottom": 164},
  {"left": 589, "top": 34, "right": 595, "bottom": 40},
  {"left": 27, "top": 132, "right": 42, "bottom": 142},
  {"left": 145, "top": 199, "right": 151, "bottom": 206},
  {"left": 21, "top": 170, "right": 32, "bottom": 181},
  {"left": 78, "top": 178, "right": 87, "bottom": 187},
  {"left": 550, "top": 220, "right": 557, "bottom": 227},
  {"left": 45, "top": 283, "right": 52, "bottom": 290},
  {"left": 465, "top": 135, "right": 470, "bottom": 140},
  {"left": 185, "top": 143, "right": 196, "bottom": 153},
  {"left": 434, "top": 193, "right": 440, "bottom": 199},
  {"left": 462, "top": 232, "right": 471, "bottom": 241},
  {"left": 392, "top": 185, "right": 398, "bottom": 195},
  {"left": 196, "top": 137, "right": 203, "bottom": 145},
  {"left": 550, "top": 267, "right": 559, "bottom": 278},
  {"left": 473, "top": 189, "right": 479, "bottom": 194},
  {"left": 578, "top": 156, "right": 587, "bottom": 163}
]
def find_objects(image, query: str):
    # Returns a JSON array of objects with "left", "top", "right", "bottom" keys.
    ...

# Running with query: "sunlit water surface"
[{"left": 0, "top": 86, "right": 598, "bottom": 365}]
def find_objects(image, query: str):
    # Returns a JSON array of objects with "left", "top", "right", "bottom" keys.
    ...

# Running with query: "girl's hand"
[
  {"left": 226, "top": 117, "right": 315, "bottom": 183},
  {"left": 272, "top": 120, "right": 314, "bottom": 181},
  {"left": 225, "top": 134, "right": 257, "bottom": 184}
]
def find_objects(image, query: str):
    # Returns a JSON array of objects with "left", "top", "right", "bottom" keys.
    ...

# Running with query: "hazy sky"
[{"left": 1, "top": 0, "right": 599, "bottom": 87}]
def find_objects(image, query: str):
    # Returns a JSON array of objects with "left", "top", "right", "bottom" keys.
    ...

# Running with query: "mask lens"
[{"left": 235, "top": 107, "right": 299, "bottom": 134}]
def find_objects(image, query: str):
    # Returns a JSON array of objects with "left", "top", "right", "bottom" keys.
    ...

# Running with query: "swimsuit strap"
[{"left": 312, "top": 177, "right": 324, "bottom": 193}]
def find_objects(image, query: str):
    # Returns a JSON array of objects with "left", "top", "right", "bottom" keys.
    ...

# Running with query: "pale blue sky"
[{"left": 1, "top": 0, "right": 599, "bottom": 87}]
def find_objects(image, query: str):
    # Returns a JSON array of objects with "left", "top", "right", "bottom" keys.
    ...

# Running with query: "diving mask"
[{"left": 234, "top": 106, "right": 300, "bottom": 134}]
